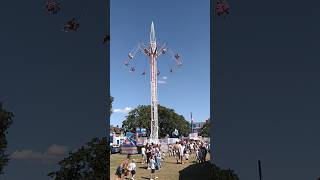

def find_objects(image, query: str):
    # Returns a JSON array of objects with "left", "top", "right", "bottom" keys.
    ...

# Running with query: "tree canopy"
[
  {"left": 108, "top": 96, "right": 114, "bottom": 116},
  {"left": 48, "top": 96, "right": 113, "bottom": 179},
  {"left": 122, "top": 105, "right": 191, "bottom": 138},
  {"left": 48, "top": 137, "right": 109, "bottom": 180},
  {"left": 199, "top": 119, "right": 210, "bottom": 137},
  {"left": 210, "top": 163, "right": 239, "bottom": 180},
  {"left": 0, "top": 103, "right": 13, "bottom": 175}
]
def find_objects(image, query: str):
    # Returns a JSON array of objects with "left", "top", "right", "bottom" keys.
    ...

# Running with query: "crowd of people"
[
  {"left": 116, "top": 143, "right": 164, "bottom": 180},
  {"left": 168, "top": 140, "right": 209, "bottom": 164},
  {"left": 115, "top": 139, "right": 210, "bottom": 180},
  {"left": 142, "top": 143, "right": 164, "bottom": 180}
]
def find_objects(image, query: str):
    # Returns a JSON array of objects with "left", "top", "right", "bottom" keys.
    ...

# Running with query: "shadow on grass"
[
  {"left": 165, "top": 161, "right": 180, "bottom": 164},
  {"left": 179, "top": 161, "right": 214, "bottom": 180}
]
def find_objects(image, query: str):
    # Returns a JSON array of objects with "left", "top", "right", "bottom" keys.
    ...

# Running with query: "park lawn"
[{"left": 110, "top": 152, "right": 212, "bottom": 180}]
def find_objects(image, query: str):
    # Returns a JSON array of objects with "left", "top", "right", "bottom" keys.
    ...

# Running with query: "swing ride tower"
[
  {"left": 149, "top": 22, "right": 159, "bottom": 144},
  {"left": 124, "top": 22, "right": 182, "bottom": 144}
]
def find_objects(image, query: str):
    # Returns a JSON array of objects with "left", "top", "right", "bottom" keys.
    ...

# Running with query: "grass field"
[{"left": 110, "top": 152, "right": 213, "bottom": 180}]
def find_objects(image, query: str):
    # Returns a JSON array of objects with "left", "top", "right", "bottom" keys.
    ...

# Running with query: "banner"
[{"left": 136, "top": 128, "right": 147, "bottom": 137}]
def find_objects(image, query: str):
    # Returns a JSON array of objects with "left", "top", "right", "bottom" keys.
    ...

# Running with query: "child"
[
  {"left": 149, "top": 156, "right": 157, "bottom": 180},
  {"left": 184, "top": 150, "right": 190, "bottom": 161},
  {"left": 162, "top": 151, "right": 166, "bottom": 161},
  {"left": 128, "top": 159, "right": 137, "bottom": 180}
]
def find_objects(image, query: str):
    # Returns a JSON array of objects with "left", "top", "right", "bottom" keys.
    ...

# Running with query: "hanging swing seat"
[
  {"left": 46, "top": 0, "right": 61, "bottom": 14},
  {"left": 63, "top": 18, "right": 80, "bottom": 32}
]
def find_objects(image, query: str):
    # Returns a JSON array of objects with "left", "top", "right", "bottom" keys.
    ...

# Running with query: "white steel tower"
[
  {"left": 123, "top": 22, "right": 182, "bottom": 144},
  {"left": 149, "top": 22, "right": 159, "bottom": 143}
]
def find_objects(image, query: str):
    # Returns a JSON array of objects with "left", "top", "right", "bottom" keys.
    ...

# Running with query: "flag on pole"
[{"left": 190, "top": 112, "right": 193, "bottom": 132}]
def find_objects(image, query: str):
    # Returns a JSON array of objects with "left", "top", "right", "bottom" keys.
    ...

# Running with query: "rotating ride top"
[{"left": 123, "top": 22, "right": 183, "bottom": 144}]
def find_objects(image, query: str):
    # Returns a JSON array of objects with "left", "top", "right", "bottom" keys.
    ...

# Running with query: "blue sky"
[{"left": 110, "top": 0, "right": 210, "bottom": 126}]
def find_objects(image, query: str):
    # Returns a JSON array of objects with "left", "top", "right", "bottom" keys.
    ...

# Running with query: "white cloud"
[
  {"left": 45, "top": 144, "right": 68, "bottom": 156},
  {"left": 113, "top": 107, "right": 132, "bottom": 114},
  {"left": 11, "top": 150, "right": 42, "bottom": 160},
  {"left": 162, "top": 76, "right": 168, "bottom": 80},
  {"left": 158, "top": 80, "right": 167, "bottom": 84},
  {"left": 11, "top": 144, "right": 68, "bottom": 164}
]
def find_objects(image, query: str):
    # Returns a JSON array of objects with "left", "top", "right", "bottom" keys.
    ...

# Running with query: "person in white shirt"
[
  {"left": 189, "top": 143, "right": 194, "bottom": 154},
  {"left": 155, "top": 149, "right": 162, "bottom": 169},
  {"left": 149, "top": 156, "right": 158, "bottom": 180},
  {"left": 128, "top": 159, "right": 137, "bottom": 180},
  {"left": 179, "top": 142, "right": 185, "bottom": 164},
  {"left": 184, "top": 150, "right": 190, "bottom": 161},
  {"left": 174, "top": 142, "right": 181, "bottom": 164},
  {"left": 195, "top": 148, "right": 200, "bottom": 163},
  {"left": 141, "top": 146, "right": 146, "bottom": 164}
]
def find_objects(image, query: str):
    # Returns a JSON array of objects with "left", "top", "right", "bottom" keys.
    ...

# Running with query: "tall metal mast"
[
  {"left": 123, "top": 22, "right": 182, "bottom": 144},
  {"left": 149, "top": 21, "right": 159, "bottom": 143}
]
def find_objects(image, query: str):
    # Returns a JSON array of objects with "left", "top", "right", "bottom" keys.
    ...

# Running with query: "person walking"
[{"left": 179, "top": 142, "right": 185, "bottom": 164}]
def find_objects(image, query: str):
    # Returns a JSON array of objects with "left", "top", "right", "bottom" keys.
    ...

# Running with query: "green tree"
[
  {"left": 210, "top": 163, "right": 239, "bottom": 180},
  {"left": 122, "top": 105, "right": 191, "bottom": 137},
  {"left": 0, "top": 103, "right": 13, "bottom": 175},
  {"left": 48, "top": 96, "right": 113, "bottom": 179},
  {"left": 108, "top": 96, "right": 114, "bottom": 116},
  {"left": 199, "top": 119, "right": 210, "bottom": 137},
  {"left": 48, "top": 137, "right": 108, "bottom": 180}
]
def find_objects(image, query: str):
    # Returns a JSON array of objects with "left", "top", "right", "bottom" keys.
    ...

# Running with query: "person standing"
[
  {"left": 168, "top": 144, "right": 173, "bottom": 156},
  {"left": 146, "top": 146, "right": 152, "bottom": 169},
  {"left": 179, "top": 142, "right": 185, "bottom": 164},
  {"left": 155, "top": 148, "right": 162, "bottom": 170},
  {"left": 203, "top": 144, "right": 207, "bottom": 162},
  {"left": 149, "top": 156, "right": 157, "bottom": 180},
  {"left": 189, "top": 142, "right": 194, "bottom": 154},
  {"left": 141, "top": 146, "right": 146, "bottom": 164},
  {"left": 200, "top": 145, "right": 206, "bottom": 163},
  {"left": 174, "top": 142, "right": 181, "bottom": 164},
  {"left": 184, "top": 150, "right": 190, "bottom": 162},
  {"left": 196, "top": 146, "right": 202, "bottom": 163}
]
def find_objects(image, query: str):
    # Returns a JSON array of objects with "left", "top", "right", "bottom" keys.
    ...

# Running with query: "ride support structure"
[
  {"left": 149, "top": 22, "right": 159, "bottom": 144},
  {"left": 124, "top": 22, "right": 182, "bottom": 144}
]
